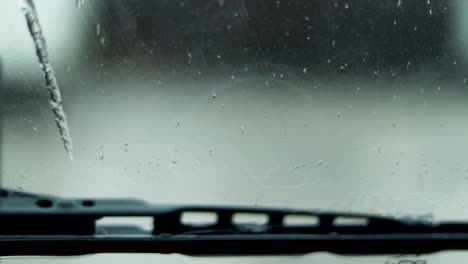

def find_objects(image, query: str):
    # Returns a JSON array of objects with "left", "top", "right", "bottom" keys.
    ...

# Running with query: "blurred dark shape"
[{"left": 91, "top": 0, "right": 453, "bottom": 74}]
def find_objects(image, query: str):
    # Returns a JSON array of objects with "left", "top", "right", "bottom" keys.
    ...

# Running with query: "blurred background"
[{"left": 2, "top": 0, "right": 468, "bottom": 262}]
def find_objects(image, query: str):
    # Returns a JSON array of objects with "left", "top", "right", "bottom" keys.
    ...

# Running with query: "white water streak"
[{"left": 20, "top": 0, "right": 74, "bottom": 160}]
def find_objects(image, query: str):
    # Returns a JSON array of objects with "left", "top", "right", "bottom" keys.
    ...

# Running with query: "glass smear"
[{"left": 19, "top": 0, "right": 74, "bottom": 160}]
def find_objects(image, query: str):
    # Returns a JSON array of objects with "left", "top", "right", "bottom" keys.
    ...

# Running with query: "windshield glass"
[{"left": 2, "top": 0, "right": 468, "bottom": 262}]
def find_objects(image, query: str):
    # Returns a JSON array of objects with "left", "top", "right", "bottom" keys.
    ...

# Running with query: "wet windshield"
[{"left": 2, "top": 0, "right": 468, "bottom": 262}]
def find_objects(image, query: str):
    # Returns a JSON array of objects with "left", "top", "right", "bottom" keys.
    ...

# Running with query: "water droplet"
[
  {"left": 437, "top": 85, "right": 441, "bottom": 91},
  {"left": 393, "top": 19, "right": 397, "bottom": 26},
  {"left": 331, "top": 40, "right": 336, "bottom": 47},
  {"left": 336, "top": 112, "right": 341, "bottom": 117},
  {"left": 265, "top": 80, "right": 269, "bottom": 86},
  {"left": 179, "top": 1, "right": 185, "bottom": 7},
  {"left": 418, "top": 213, "right": 433, "bottom": 224},
  {"left": 209, "top": 148, "right": 214, "bottom": 156},
  {"left": 176, "top": 120, "right": 181, "bottom": 127},
  {"left": 413, "top": 25, "right": 418, "bottom": 31},
  {"left": 377, "top": 146, "right": 382, "bottom": 154},
  {"left": 302, "top": 68, "right": 308, "bottom": 74},
  {"left": 66, "top": 65, "right": 71, "bottom": 72},
  {"left": 420, "top": 89, "right": 425, "bottom": 94},
  {"left": 231, "top": 75, "right": 235, "bottom": 80},
  {"left": 32, "top": 126, "right": 38, "bottom": 132},
  {"left": 96, "top": 23, "right": 101, "bottom": 36},
  {"left": 397, "top": 0, "right": 402, "bottom": 7},
  {"left": 100, "top": 37, "right": 106, "bottom": 47},
  {"left": 294, "top": 164, "right": 306, "bottom": 169},
  {"left": 356, "top": 87, "right": 361, "bottom": 92},
  {"left": 406, "top": 61, "right": 411, "bottom": 69},
  {"left": 304, "top": 16, "right": 310, "bottom": 21},
  {"left": 226, "top": 25, "right": 231, "bottom": 30},
  {"left": 304, "top": 122, "right": 308, "bottom": 126},
  {"left": 317, "top": 160, "right": 323, "bottom": 166},
  {"left": 99, "top": 145, "right": 104, "bottom": 160},
  {"left": 216, "top": 54, "right": 221, "bottom": 60},
  {"left": 218, "top": 0, "right": 224, "bottom": 7},
  {"left": 453, "top": 60, "right": 457, "bottom": 65},
  {"left": 344, "top": 3, "right": 350, "bottom": 9},
  {"left": 220, "top": 104, "right": 224, "bottom": 108},
  {"left": 187, "top": 52, "right": 192, "bottom": 65},
  {"left": 313, "top": 86, "right": 319, "bottom": 90},
  {"left": 212, "top": 92, "right": 217, "bottom": 99},
  {"left": 76, "top": 0, "right": 85, "bottom": 8},
  {"left": 240, "top": 126, "right": 245, "bottom": 134},
  {"left": 276, "top": 0, "right": 280, "bottom": 7}
]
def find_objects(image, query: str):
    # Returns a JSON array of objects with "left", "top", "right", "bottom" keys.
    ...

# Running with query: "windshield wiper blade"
[{"left": 1, "top": 188, "right": 468, "bottom": 256}]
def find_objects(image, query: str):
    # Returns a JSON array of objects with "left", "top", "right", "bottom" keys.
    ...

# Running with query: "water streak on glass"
[{"left": 19, "top": 0, "right": 74, "bottom": 160}]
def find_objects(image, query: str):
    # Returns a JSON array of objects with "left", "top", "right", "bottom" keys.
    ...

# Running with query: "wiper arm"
[{"left": 1, "top": 188, "right": 468, "bottom": 256}]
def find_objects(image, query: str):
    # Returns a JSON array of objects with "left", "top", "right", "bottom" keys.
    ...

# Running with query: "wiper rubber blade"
[{"left": 1, "top": 188, "right": 467, "bottom": 256}]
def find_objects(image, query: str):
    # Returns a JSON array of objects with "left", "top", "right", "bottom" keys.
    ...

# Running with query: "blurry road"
[{"left": 3, "top": 65, "right": 468, "bottom": 220}]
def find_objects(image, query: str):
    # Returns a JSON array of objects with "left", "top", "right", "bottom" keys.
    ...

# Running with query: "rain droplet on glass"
[
  {"left": 99, "top": 145, "right": 104, "bottom": 160},
  {"left": 100, "top": 37, "right": 106, "bottom": 47}
]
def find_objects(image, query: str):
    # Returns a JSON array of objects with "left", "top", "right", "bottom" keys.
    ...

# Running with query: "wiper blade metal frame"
[{"left": 0, "top": 188, "right": 467, "bottom": 256}]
